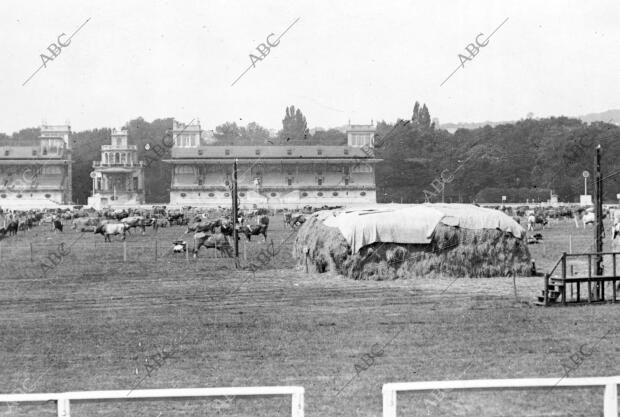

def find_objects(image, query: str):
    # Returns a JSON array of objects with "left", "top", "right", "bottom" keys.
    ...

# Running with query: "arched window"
[
  {"left": 115, "top": 153, "right": 120, "bottom": 164},
  {"left": 104, "top": 153, "right": 109, "bottom": 164}
]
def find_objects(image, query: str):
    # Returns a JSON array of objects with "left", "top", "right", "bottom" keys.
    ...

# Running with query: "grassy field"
[{"left": 0, "top": 215, "right": 618, "bottom": 416}]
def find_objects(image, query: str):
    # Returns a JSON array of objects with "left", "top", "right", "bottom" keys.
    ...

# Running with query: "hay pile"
[{"left": 293, "top": 211, "right": 531, "bottom": 280}]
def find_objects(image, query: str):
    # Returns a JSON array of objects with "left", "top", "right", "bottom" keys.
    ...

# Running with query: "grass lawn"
[{"left": 0, "top": 215, "right": 618, "bottom": 416}]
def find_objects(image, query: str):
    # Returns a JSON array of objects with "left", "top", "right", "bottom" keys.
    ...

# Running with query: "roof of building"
[
  {"left": 346, "top": 124, "right": 375, "bottom": 133},
  {"left": 170, "top": 146, "right": 374, "bottom": 159},
  {"left": 0, "top": 146, "right": 66, "bottom": 159}
]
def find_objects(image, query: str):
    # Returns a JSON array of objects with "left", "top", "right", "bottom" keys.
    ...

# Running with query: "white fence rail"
[
  {"left": 383, "top": 376, "right": 620, "bottom": 417},
  {"left": 0, "top": 386, "right": 304, "bottom": 417}
]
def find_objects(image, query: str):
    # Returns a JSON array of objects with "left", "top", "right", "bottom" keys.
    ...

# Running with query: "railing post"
[
  {"left": 561, "top": 252, "right": 567, "bottom": 305},
  {"left": 544, "top": 274, "right": 550, "bottom": 306},
  {"left": 588, "top": 254, "right": 592, "bottom": 303},
  {"left": 57, "top": 397, "right": 70, "bottom": 417},
  {"left": 291, "top": 389, "right": 304, "bottom": 417},
  {"left": 123, "top": 240, "right": 127, "bottom": 262},
  {"left": 603, "top": 381, "right": 617, "bottom": 417},
  {"left": 382, "top": 386, "right": 397, "bottom": 417}
]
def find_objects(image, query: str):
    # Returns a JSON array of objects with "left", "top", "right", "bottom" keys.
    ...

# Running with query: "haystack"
[{"left": 293, "top": 204, "right": 531, "bottom": 279}]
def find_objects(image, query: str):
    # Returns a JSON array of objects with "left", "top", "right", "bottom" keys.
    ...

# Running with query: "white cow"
[{"left": 582, "top": 212, "right": 595, "bottom": 227}]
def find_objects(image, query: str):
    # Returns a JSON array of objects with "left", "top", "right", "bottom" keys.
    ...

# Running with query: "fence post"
[
  {"left": 57, "top": 397, "right": 70, "bottom": 417},
  {"left": 603, "top": 381, "right": 618, "bottom": 417},
  {"left": 30, "top": 243, "right": 33, "bottom": 263},
  {"left": 561, "top": 252, "right": 567, "bottom": 305},
  {"left": 291, "top": 389, "right": 304, "bottom": 417},
  {"left": 155, "top": 240, "right": 158, "bottom": 261},
  {"left": 544, "top": 273, "right": 549, "bottom": 306},
  {"left": 382, "top": 386, "right": 397, "bottom": 417},
  {"left": 123, "top": 241, "right": 127, "bottom": 262}
]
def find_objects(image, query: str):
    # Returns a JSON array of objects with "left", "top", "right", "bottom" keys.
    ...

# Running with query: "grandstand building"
[
  {"left": 88, "top": 128, "right": 145, "bottom": 209},
  {"left": 0, "top": 124, "right": 73, "bottom": 208},
  {"left": 165, "top": 120, "right": 380, "bottom": 209}
]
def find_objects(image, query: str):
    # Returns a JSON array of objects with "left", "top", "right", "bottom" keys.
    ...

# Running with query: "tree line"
[{"left": 2, "top": 103, "right": 619, "bottom": 204}]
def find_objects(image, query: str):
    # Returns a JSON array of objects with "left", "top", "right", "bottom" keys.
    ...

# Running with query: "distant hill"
[
  {"left": 439, "top": 109, "right": 620, "bottom": 133},
  {"left": 578, "top": 109, "right": 620, "bottom": 124}
]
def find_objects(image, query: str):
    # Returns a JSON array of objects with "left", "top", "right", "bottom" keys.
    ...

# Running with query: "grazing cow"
[
  {"left": 53, "top": 219, "right": 63, "bottom": 233},
  {"left": 583, "top": 212, "right": 595, "bottom": 227},
  {"left": 71, "top": 217, "right": 98, "bottom": 230},
  {"left": 121, "top": 216, "right": 146, "bottom": 235},
  {"left": 186, "top": 219, "right": 221, "bottom": 234},
  {"left": 240, "top": 217, "right": 269, "bottom": 242},
  {"left": 527, "top": 214, "right": 547, "bottom": 231},
  {"left": 95, "top": 223, "right": 129, "bottom": 242},
  {"left": 288, "top": 214, "right": 306, "bottom": 229},
  {"left": 172, "top": 240, "right": 187, "bottom": 253},
  {"left": 193, "top": 232, "right": 233, "bottom": 257}
]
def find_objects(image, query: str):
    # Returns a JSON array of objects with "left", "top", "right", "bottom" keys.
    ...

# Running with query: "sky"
[{"left": 1, "top": 0, "right": 619, "bottom": 134}]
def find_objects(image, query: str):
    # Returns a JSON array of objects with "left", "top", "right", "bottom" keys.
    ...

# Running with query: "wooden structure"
[
  {"left": 0, "top": 386, "right": 304, "bottom": 417},
  {"left": 538, "top": 251, "right": 619, "bottom": 306},
  {"left": 383, "top": 376, "right": 619, "bottom": 417}
]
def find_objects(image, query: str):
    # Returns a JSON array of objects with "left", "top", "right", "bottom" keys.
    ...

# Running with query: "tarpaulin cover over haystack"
[{"left": 293, "top": 204, "right": 531, "bottom": 279}]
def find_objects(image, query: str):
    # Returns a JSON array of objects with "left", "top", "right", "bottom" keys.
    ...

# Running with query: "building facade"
[
  {"left": 0, "top": 124, "right": 72, "bottom": 209},
  {"left": 87, "top": 128, "right": 145, "bottom": 209},
  {"left": 165, "top": 120, "right": 379, "bottom": 209}
]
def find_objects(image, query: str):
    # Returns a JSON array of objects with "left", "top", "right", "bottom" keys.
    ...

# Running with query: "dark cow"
[
  {"left": 6, "top": 221, "right": 18, "bottom": 236},
  {"left": 186, "top": 219, "right": 221, "bottom": 234},
  {"left": 53, "top": 219, "right": 63, "bottom": 233},
  {"left": 95, "top": 223, "right": 129, "bottom": 242},
  {"left": 240, "top": 217, "right": 269, "bottom": 242},
  {"left": 121, "top": 216, "right": 146, "bottom": 235},
  {"left": 193, "top": 232, "right": 233, "bottom": 258},
  {"left": 286, "top": 214, "right": 306, "bottom": 229}
]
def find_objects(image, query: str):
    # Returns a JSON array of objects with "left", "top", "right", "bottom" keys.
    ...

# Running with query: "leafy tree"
[
  {"left": 419, "top": 104, "right": 431, "bottom": 129},
  {"left": 278, "top": 105, "right": 308, "bottom": 142},
  {"left": 311, "top": 129, "right": 347, "bottom": 145}
]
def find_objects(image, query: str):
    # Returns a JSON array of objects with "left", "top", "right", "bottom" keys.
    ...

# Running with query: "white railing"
[
  {"left": 383, "top": 376, "right": 619, "bottom": 417},
  {"left": 0, "top": 386, "right": 304, "bottom": 417}
]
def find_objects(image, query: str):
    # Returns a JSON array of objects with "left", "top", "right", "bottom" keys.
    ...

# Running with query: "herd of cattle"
[{"left": 0, "top": 206, "right": 311, "bottom": 257}]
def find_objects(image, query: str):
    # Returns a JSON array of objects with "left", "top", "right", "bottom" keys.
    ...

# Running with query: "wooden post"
[
  {"left": 155, "top": 240, "right": 158, "bottom": 261},
  {"left": 569, "top": 235, "right": 572, "bottom": 254},
  {"left": 243, "top": 238, "right": 247, "bottom": 261},
  {"left": 613, "top": 253, "right": 617, "bottom": 303},
  {"left": 30, "top": 243, "right": 33, "bottom": 263},
  {"left": 561, "top": 252, "right": 567, "bottom": 305},
  {"left": 595, "top": 145, "right": 604, "bottom": 300},
  {"left": 232, "top": 159, "right": 239, "bottom": 259},
  {"left": 123, "top": 240, "right": 127, "bottom": 262},
  {"left": 588, "top": 254, "right": 592, "bottom": 302},
  {"left": 186, "top": 242, "right": 190, "bottom": 262}
]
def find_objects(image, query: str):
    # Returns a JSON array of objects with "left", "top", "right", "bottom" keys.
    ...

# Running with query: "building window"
[
  {"left": 239, "top": 192, "right": 246, "bottom": 197},
  {"left": 225, "top": 149, "right": 230, "bottom": 156},
  {"left": 198, "top": 179, "right": 203, "bottom": 186},
  {"left": 180, "top": 193, "right": 187, "bottom": 197},
  {"left": 208, "top": 193, "right": 215, "bottom": 197},
  {"left": 332, "top": 192, "right": 339, "bottom": 196},
  {"left": 287, "top": 149, "right": 292, "bottom": 155},
  {"left": 360, "top": 191, "right": 367, "bottom": 196},
  {"left": 344, "top": 149, "right": 349, "bottom": 155},
  {"left": 301, "top": 192, "right": 308, "bottom": 197},
  {"left": 344, "top": 178, "right": 349, "bottom": 185},
  {"left": 255, "top": 149, "right": 260, "bottom": 155},
  {"left": 317, "top": 149, "right": 322, "bottom": 155},
  {"left": 270, "top": 192, "right": 277, "bottom": 197},
  {"left": 317, "top": 178, "right": 323, "bottom": 186},
  {"left": 287, "top": 178, "right": 293, "bottom": 186},
  {"left": 0, "top": 194, "right": 5, "bottom": 198},
  {"left": 224, "top": 192, "right": 230, "bottom": 197},
  {"left": 317, "top": 192, "right": 323, "bottom": 197},
  {"left": 4, "top": 150, "right": 9, "bottom": 156},
  {"left": 16, "top": 194, "right": 22, "bottom": 198},
  {"left": 198, "top": 150, "right": 203, "bottom": 156},
  {"left": 32, "top": 150, "right": 37, "bottom": 156}
]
